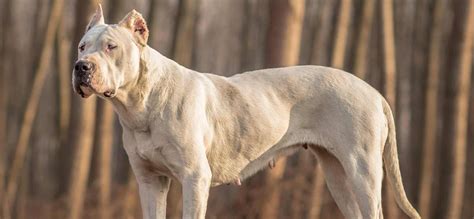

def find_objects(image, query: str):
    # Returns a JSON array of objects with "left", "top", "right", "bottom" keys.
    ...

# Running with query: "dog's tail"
[{"left": 382, "top": 99, "right": 421, "bottom": 219}]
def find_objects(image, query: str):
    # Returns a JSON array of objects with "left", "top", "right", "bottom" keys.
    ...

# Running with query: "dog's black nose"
[{"left": 74, "top": 60, "right": 95, "bottom": 73}]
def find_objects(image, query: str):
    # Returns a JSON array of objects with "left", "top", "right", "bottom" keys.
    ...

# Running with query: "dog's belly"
[
  {"left": 207, "top": 126, "right": 316, "bottom": 186},
  {"left": 205, "top": 100, "right": 322, "bottom": 186},
  {"left": 205, "top": 109, "right": 292, "bottom": 186}
]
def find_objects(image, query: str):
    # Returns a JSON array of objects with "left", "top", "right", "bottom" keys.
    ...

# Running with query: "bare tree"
[
  {"left": 417, "top": 0, "right": 446, "bottom": 218},
  {"left": 381, "top": 0, "right": 401, "bottom": 218},
  {"left": 194, "top": 0, "right": 244, "bottom": 75},
  {"left": 66, "top": 1, "right": 99, "bottom": 219},
  {"left": 260, "top": 0, "right": 305, "bottom": 218},
  {"left": 264, "top": 0, "right": 306, "bottom": 67},
  {"left": 1, "top": 0, "right": 64, "bottom": 217},
  {"left": 67, "top": 97, "right": 97, "bottom": 219},
  {"left": 16, "top": 162, "right": 29, "bottom": 219},
  {"left": 308, "top": 165, "right": 325, "bottom": 219},
  {"left": 393, "top": 0, "right": 417, "bottom": 201},
  {"left": 331, "top": 0, "right": 352, "bottom": 69},
  {"left": 97, "top": 102, "right": 114, "bottom": 219},
  {"left": 147, "top": 0, "right": 179, "bottom": 56},
  {"left": 173, "top": 0, "right": 198, "bottom": 67},
  {"left": 123, "top": 170, "right": 140, "bottom": 218},
  {"left": 0, "top": 0, "right": 12, "bottom": 210},
  {"left": 446, "top": 1, "right": 474, "bottom": 218},
  {"left": 310, "top": 0, "right": 337, "bottom": 66},
  {"left": 57, "top": 15, "right": 71, "bottom": 144},
  {"left": 240, "top": 0, "right": 269, "bottom": 72},
  {"left": 353, "top": 0, "right": 375, "bottom": 79}
]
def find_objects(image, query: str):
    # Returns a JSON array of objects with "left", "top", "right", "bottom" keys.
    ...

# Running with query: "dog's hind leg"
[
  {"left": 340, "top": 148, "right": 384, "bottom": 219},
  {"left": 310, "top": 146, "right": 362, "bottom": 219}
]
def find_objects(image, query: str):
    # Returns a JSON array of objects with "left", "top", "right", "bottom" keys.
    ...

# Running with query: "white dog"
[{"left": 72, "top": 6, "right": 420, "bottom": 219}]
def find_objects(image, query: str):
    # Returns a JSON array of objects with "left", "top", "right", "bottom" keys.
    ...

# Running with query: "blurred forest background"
[{"left": 0, "top": 0, "right": 473, "bottom": 218}]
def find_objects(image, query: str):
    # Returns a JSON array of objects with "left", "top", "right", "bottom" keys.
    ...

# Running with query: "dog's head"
[{"left": 72, "top": 5, "right": 149, "bottom": 98}]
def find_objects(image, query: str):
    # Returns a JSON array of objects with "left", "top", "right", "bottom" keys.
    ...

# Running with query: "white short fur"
[{"left": 72, "top": 6, "right": 421, "bottom": 219}]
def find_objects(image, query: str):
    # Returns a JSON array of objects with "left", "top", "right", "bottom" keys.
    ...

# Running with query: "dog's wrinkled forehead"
[
  {"left": 80, "top": 25, "right": 107, "bottom": 45},
  {"left": 80, "top": 24, "right": 135, "bottom": 51}
]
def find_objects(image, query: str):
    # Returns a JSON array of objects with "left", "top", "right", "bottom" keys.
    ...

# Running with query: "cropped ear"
[
  {"left": 86, "top": 4, "right": 105, "bottom": 32},
  {"left": 118, "top": 10, "right": 149, "bottom": 46}
]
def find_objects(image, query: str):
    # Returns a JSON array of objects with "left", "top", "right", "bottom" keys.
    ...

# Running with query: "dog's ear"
[
  {"left": 118, "top": 10, "right": 149, "bottom": 46},
  {"left": 86, "top": 4, "right": 105, "bottom": 32}
]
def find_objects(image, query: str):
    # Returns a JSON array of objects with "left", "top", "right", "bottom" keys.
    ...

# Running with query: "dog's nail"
[
  {"left": 269, "top": 159, "right": 276, "bottom": 169},
  {"left": 234, "top": 178, "right": 241, "bottom": 186}
]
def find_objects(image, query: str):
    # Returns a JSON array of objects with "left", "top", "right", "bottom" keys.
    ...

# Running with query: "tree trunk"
[
  {"left": 446, "top": 1, "right": 474, "bottom": 218},
  {"left": 308, "top": 165, "right": 325, "bottom": 219},
  {"left": 264, "top": 0, "right": 306, "bottom": 68},
  {"left": 66, "top": 1, "right": 99, "bottom": 219},
  {"left": 172, "top": 0, "right": 198, "bottom": 67},
  {"left": 310, "top": 0, "right": 337, "bottom": 66},
  {"left": 0, "top": 0, "right": 12, "bottom": 210},
  {"left": 240, "top": 0, "right": 269, "bottom": 72},
  {"left": 417, "top": 0, "right": 446, "bottom": 218},
  {"left": 67, "top": 97, "right": 97, "bottom": 219},
  {"left": 393, "top": 1, "right": 417, "bottom": 206},
  {"left": 194, "top": 0, "right": 245, "bottom": 75},
  {"left": 123, "top": 170, "right": 140, "bottom": 219},
  {"left": 353, "top": 0, "right": 375, "bottom": 79},
  {"left": 1, "top": 0, "right": 64, "bottom": 216},
  {"left": 98, "top": 102, "right": 114, "bottom": 219},
  {"left": 31, "top": 1, "right": 62, "bottom": 211},
  {"left": 260, "top": 0, "right": 305, "bottom": 218},
  {"left": 57, "top": 15, "right": 71, "bottom": 144},
  {"left": 331, "top": 0, "right": 351, "bottom": 69},
  {"left": 380, "top": 0, "right": 401, "bottom": 218},
  {"left": 147, "top": 0, "right": 179, "bottom": 57},
  {"left": 16, "top": 155, "right": 29, "bottom": 219},
  {"left": 464, "top": 75, "right": 474, "bottom": 219}
]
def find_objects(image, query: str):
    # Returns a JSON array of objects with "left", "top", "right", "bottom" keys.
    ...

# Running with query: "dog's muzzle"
[{"left": 73, "top": 60, "right": 95, "bottom": 97}]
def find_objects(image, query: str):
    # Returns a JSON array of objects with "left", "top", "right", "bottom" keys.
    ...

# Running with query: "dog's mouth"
[
  {"left": 73, "top": 79, "right": 116, "bottom": 99},
  {"left": 74, "top": 81, "right": 93, "bottom": 98},
  {"left": 73, "top": 71, "right": 117, "bottom": 98}
]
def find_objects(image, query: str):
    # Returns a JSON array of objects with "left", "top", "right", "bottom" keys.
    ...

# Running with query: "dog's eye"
[
  {"left": 79, "top": 44, "right": 85, "bottom": 52},
  {"left": 107, "top": 44, "right": 117, "bottom": 51}
]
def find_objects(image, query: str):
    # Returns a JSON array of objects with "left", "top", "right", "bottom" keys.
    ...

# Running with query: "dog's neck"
[{"left": 109, "top": 46, "right": 185, "bottom": 130}]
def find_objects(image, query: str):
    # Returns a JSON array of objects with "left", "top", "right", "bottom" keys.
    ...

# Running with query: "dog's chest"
[
  {"left": 131, "top": 131, "right": 173, "bottom": 176},
  {"left": 133, "top": 131, "right": 155, "bottom": 158}
]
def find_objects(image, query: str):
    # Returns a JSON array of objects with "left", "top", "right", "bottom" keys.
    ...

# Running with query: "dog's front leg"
[
  {"left": 181, "top": 168, "right": 212, "bottom": 219},
  {"left": 136, "top": 176, "right": 171, "bottom": 219},
  {"left": 182, "top": 175, "right": 211, "bottom": 219},
  {"left": 123, "top": 129, "right": 171, "bottom": 219}
]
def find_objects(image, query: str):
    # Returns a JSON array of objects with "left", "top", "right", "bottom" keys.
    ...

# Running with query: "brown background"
[{"left": 0, "top": 0, "right": 473, "bottom": 218}]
